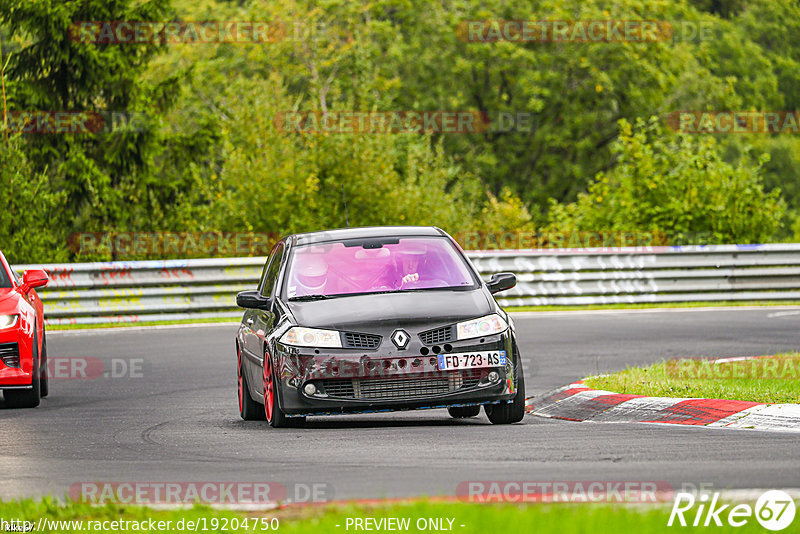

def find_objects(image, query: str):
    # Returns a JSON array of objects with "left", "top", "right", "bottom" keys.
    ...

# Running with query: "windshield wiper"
[
  {"left": 289, "top": 288, "right": 453, "bottom": 301},
  {"left": 288, "top": 294, "right": 335, "bottom": 301}
]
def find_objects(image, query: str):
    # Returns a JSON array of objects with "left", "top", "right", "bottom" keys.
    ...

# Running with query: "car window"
[
  {"left": 261, "top": 242, "right": 285, "bottom": 298},
  {"left": 284, "top": 237, "right": 478, "bottom": 299},
  {"left": 0, "top": 265, "right": 10, "bottom": 288},
  {"left": 257, "top": 252, "right": 273, "bottom": 294}
]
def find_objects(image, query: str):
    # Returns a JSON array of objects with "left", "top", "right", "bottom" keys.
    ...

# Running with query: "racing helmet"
[
  {"left": 295, "top": 255, "right": 328, "bottom": 294},
  {"left": 397, "top": 243, "right": 427, "bottom": 267}
]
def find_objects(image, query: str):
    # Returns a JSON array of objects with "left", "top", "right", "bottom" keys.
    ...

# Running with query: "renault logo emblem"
[{"left": 391, "top": 329, "right": 410, "bottom": 349}]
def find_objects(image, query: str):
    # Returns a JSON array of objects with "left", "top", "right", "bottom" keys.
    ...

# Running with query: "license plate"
[{"left": 437, "top": 350, "right": 506, "bottom": 370}]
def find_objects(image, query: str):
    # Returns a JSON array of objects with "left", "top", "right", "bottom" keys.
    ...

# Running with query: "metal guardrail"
[{"left": 13, "top": 243, "right": 800, "bottom": 325}]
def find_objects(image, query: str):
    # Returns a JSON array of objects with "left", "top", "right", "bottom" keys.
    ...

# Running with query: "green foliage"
[
  {"left": 792, "top": 213, "right": 800, "bottom": 242},
  {"left": 310, "top": 0, "right": 763, "bottom": 207},
  {"left": 547, "top": 118, "right": 785, "bottom": 244},
  {"left": 0, "top": 0, "right": 176, "bottom": 230},
  {"left": 474, "top": 188, "right": 537, "bottom": 234},
  {"left": 0, "top": 138, "right": 68, "bottom": 263},
  {"left": 206, "top": 75, "right": 482, "bottom": 235}
]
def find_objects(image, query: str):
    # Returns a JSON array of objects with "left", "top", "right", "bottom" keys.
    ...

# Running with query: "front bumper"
[
  {"left": 0, "top": 328, "right": 34, "bottom": 388},
  {"left": 273, "top": 331, "right": 518, "bottom": 416}
]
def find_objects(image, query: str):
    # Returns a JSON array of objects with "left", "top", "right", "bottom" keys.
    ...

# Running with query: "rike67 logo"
[{"left": 668, "top": 490, "right": 796, "bottom": 530}]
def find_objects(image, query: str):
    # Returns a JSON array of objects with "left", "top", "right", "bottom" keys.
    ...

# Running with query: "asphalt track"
[{"left": 2, "top": 307, "right": 799, "bottom": 502}]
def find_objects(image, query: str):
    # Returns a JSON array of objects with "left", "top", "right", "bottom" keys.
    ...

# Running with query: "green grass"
[
  {"left": 505, "top": 300, "right": 800, "bottom": 312},
  {"left": 585, "top": 353, "right": 800, "bottom": 404},
  {"left": 47, "top": 316, "right": 239, "bottom": 331},
  {"left": 0, "top": 498, "right": 784, "bottom": 533}
]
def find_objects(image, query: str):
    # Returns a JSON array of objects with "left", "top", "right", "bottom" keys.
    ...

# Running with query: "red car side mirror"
[{"left": 21, "top": 269, "right": 49, "bottom": 291}]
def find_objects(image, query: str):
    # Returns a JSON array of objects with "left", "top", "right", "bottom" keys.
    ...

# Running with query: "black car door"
[
  {"left": 242, "top": 244, "right": 276, "bottom": 389},
  {"left": 243, "top": 241, "right": 286, "bottom": 397}
]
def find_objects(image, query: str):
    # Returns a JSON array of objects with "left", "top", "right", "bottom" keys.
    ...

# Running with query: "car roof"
[{"left": 290, "top": 226, "right": 447, "bottom": 246}]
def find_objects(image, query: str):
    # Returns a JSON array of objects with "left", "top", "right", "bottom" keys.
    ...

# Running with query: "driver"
[
  {"left": 397, "top": 245, "right": 427, "bottom": 288},
  {"left": 295, "top": 255, "right": 329, "bottom": 296}
]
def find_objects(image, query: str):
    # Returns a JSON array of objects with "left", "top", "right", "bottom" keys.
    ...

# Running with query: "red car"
[{"left": 0, "top": 251, "right": 50, "bottom": 408}]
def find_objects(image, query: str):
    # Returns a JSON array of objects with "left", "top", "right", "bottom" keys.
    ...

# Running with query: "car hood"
[
  {"left": 287, "top": 289, "right": 494, "bottom": 331},
  {"left": 0, "top": 287, "right": 21, "bottom": 312}
]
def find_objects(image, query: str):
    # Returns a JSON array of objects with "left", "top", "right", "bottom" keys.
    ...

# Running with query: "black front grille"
[
  {"left": 0, "top": 342, "right": 20, "bottom": 368},
  {"left": 322, "top": 380, "right": 356, "bottom": 397},
  {"left": 419, "top": 325, "right": 455, "bottom": 345},
  {"left": 342, "top": 332, "right": 382, "bottom": 349},
  {"left": 321, "top": 370, "right": 482, "bottom": 400}
]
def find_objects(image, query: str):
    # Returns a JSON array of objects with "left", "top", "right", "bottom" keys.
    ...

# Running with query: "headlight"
[
  {"left": 280, "top": 327, "right": 342, "bottom": 348},
  {"left": 456, "top": 314, "right": 508, "bottom": 340},
  {"left": 0, "top": 315, "right": 19, "bottom": 329}
]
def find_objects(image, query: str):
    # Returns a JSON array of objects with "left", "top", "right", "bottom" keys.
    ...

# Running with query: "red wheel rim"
[
  {"left": 263, "top": 355, "right": 274, "bottom": 422},
  {"left": 237, "top": 345, "right": 243, "bottom": 413}
]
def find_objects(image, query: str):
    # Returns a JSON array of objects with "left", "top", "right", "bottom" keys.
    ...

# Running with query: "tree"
[
  {"left": 0, "top": 0, "right": 177, "bottom": 235},
  {"left": 0, "top": 138, "right": 67, "bottom": 263},
  {"left": 204, "top": 75, "right": 484, "bottom": 237},
  {"left": 546, "top": 118, "right": 785, "bottom": 245}
]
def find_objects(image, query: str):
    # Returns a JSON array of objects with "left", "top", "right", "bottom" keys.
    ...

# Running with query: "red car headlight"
[{"left": 0, "top": 314, "right": 19, "bottom": 330}]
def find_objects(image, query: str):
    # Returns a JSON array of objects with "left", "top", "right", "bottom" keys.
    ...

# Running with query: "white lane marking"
[
  {"left": 767, "top": 310, "right": 800, "bottom": 318},
  {"left": 529, "top": 389, "right": 615, "bottom": 418},
  {"left": 590, "top": 396, "right": 696, "bottom": 422},
  {"left": 511, "top": 306, "right": 800, "bottom": 318},
  {"left": 530, "top": 382, "right": 800, "bottom": 433},
  {"left": 709, "top": 404, "right": 800, "bottom": 433},
  {"left": 48, "top": 322, "right": 240, "bottom": 336},
  {"left": 708, "top": 404, "right": 768, "bottom": 428},
  {"left": 710, "top": 356, "right": 764, "bottom": 364}
]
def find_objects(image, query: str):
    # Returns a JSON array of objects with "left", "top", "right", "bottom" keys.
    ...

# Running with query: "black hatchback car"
[{"left": 235, "top": 226, "right": 524, "bottom": 427}]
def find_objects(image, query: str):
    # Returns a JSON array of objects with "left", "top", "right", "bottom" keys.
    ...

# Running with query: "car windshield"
[
  {"left": 0, "top": 263, "right": 10, "bottom": 289},
  {"left": 285, "top": 237, "right": 477, "bottom": 299}
]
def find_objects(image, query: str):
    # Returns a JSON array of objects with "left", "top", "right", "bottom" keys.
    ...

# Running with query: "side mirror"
[
  {"left": 486, "top": 272, "right": 516, "bottom": 294},
  {"left": 236, "top": 290, "right": 271, "bottom": 310},
  {"left": 20, "top": 268, "right": 49, "bottom": 292}
]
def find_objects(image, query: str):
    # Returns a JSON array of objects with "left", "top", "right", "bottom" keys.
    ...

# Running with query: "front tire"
[
  {"left": 5, "top": 330, "right": 41, "bottom": 409},
  {"left": 486, "top": 357, "right": 526, "bottom": 425},
  {"left": 40, "top": 331, "right": 49, "bottom": 398},
  {"left": 263, "top": 353, "right": 305, "bottom": 428},
  {"left": 238, "top": 344, "right": 265, "bottom": 421}
]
